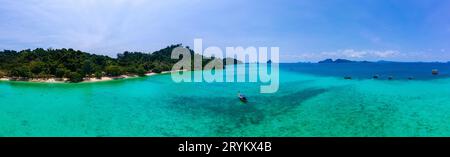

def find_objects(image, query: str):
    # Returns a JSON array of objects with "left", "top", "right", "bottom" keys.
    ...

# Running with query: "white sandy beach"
[{"left": 0, "top": 70, "right": 186, "bottom": 83}]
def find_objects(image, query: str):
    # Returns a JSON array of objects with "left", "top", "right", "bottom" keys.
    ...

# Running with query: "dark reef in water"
[{"left": 167, "top": 86, "right": 329, "bottom": 135}]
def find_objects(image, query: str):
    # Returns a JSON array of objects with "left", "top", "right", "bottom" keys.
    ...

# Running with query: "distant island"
[
  {"left": 0, "top": 44, "right": 241, "bottom": 83},
  {"left": 318, "top": 59, "right": 372, "bottom": 63}
]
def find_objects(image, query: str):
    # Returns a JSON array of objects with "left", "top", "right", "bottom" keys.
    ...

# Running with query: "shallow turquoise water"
[{"left": 1, "top": 64, "right": 450, "bottom": 137}]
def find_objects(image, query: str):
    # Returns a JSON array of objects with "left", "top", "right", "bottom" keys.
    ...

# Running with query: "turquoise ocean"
[{"left": 1, "top": 63, "right": 450, "bottom": 137}]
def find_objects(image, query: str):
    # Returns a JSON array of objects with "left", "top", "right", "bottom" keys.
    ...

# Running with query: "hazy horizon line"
[{"left": 2, "top": 47, "right": 450, "bottom": 64}]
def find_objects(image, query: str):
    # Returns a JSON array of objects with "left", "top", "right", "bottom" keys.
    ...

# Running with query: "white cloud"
[
  {"left": 322, "top": 49, "right": 400, "bottom": 59},
  {"left": 341, "top": 49, "right": 367, "bottom": 58},
  {"left": 371, "top": 50, "right": 399, "bottom": 58}
]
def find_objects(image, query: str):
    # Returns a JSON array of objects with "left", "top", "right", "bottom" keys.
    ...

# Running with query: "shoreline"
[{"left": 0, "top": 70, "right": 185, "bottom": 84}]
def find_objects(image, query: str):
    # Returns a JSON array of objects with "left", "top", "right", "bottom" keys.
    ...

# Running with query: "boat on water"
[
  {"left": 238, "top": 92, "right": 248, "bottom": 103},
  {"left": 432, "top": 69, "right": 439, "bottom": 75}
]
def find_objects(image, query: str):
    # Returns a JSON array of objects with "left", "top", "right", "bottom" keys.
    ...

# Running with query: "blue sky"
[{"left": 1, "top": 0, "right": 449, "bottom": 62}]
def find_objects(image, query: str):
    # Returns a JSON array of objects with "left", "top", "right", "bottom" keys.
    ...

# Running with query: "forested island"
[{"left": 0, "top": 44, "right": 241, "bottom": 83}]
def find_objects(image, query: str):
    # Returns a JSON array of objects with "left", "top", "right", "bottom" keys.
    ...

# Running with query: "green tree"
[
  {"left": 82, "top": 60, "right": 94, "bottom": 76},
  {"left": 55, "top": 68, "right": 68, "bottom": 78},
  {"left": 37, "top": 72, "right": 50, "bottom": 79},
  {"left": 94, "top": 71, "right": 103, "bottom": 79},
  {"left": 30, "top": 61, "right": 46, "bottom": 75},
  {"left": 105, "top": 65, "right": 123, "bottom": 77},
  {"left": 67, "top": 72, "right": 84, "bottom": 82},
  {"left": 0, "top": 70, "right": 6, "bottom": 78},
  {"left": 152, "top": 66, "right": 163, "bottom": 73},
  {"left": 9, "top": 66, "right": 31, "bottom": 78},
  {"left": 136, "top": 67, "right": 146, "bottom": 76}
]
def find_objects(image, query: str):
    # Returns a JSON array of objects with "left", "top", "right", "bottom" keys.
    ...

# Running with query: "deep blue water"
[{"left": 281, "top": 63, "right": 450, "bottom": 80}]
